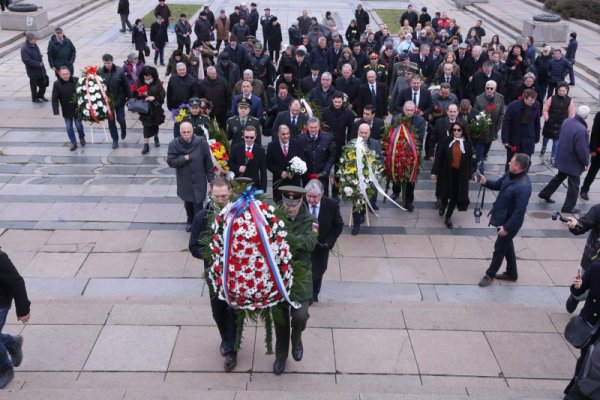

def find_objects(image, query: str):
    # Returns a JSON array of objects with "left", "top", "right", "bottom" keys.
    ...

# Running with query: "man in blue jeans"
[
  {"left": 0, "top": 249, "right": 31, "bottom": 388},
  {"left": 51, "top": 66, "right": 86, "bottom": 151},
  {"left": 99, "top": 54, "right": 130, "bottom": 149}
]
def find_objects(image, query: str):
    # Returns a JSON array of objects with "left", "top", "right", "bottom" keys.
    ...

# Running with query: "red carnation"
[
  {"left": 245, "top": 151, "right": 254, "bottom": 160},
  {"left": 137, "top": 85, "right": 149, "bottom": 96},
  {"left": 511, "top": 146, "right": 517, "bottom": 152},
  {"left": 245, "top": 247, "right": 253, "bottom": 255},
  {"left": 309, "top": 173, "right": 318, "bottom": 180},
  {"left": 257, "top": 282, "right": 265, "bottom": 290},
  {"left": 487, "top": 104, "right": 496, "bottom": 111}
]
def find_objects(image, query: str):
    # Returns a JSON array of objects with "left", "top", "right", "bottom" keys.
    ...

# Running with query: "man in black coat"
[
  {"left": 188, "top": 178, "right": 238, "bottom": 372},
  {"left": 427, "top": 103, "right": 459, "bottom": 159},
  {"left": 462, "top": 46, "right": 488, "bottom": 83},
  {"left": 304, "top": 179, "right": 344, "bottom": 302},
  {"left": 309, "top": 72, "right": 336, "bottom": 111},
  {"left": 409, "top": 44, "right": 435, "bottom": 84},
  {"left": 267, "top": 125, "right": 303, "bottom": 203},
  {"left": 355, "top": 70, "right": 389, "bottom": 119},
  {"left": 229, "top": 126, "right": 267, "bottom": 191},
  {"left": 291, "top": 49, "right": 311, "bottom": 80},
  {"left": 300, "top": 64, "right": 322, "bottom": 95},
  {"left": 20, "top": 33, "right": 47, "bottom": 103},
  {"left": 99, "top": 54, "right": 129, "bottom": 148},
  {"left": 194, "top": 12, "right": 212, "bottom": 43},
  {"left": 118, "top": 0, "right": 132, "bottom": 32},
  {"left": 222, "top": 36, "right": 248, "bottom": 71},
  {"left": 271, "top": 99, "right": 309, "bottom": 137},
  {"left": 394, "top": 75, "right": 433, "bottom": 120},
  {"left": 52, "top": 67, "right": 86, "bottom": 151},
  {"left": 150, "top": 15, "right": 169, "bottom": 65},
  {"left": 298, "top": 117, "right": 337, "bottom": 196},
  {"left": 438, "top": 62, "right": 461, "bottom": 98},
  {"left": 350, "top": 104, "right": 385, "bottom": 140},
  {"left": 198, "top": 67, "right": 231, "bottom": 129},
  {"left": 400, "top": 4, "right": 418, "bottom": 29},
  {"left": 0, "top": 249, "right": 31, "bottom": 388},
  {"left": 334, "top": 64, "right": 361, "bottom": 106},
  {"left": 468, "top": 61, "right": 502, "bottom": 103},
  {"left": 47, "top": 28, "right": 77, "bottom": 76},
  {"left": 167, "top": 62, "right": 199, "bottom": 136},
  {"left": 247, "top": 3, "right": 260, "bottom": 36},
  {"left": 174, "top": 14, "right": 192, "bottom": 55}
]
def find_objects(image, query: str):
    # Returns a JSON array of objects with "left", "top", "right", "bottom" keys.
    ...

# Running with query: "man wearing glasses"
[
  {"left": 229, "top": 126, "right": 267, "bottom": 191},
  {"left": 473, "top": 80, "right": 505, "bottom": 173}
]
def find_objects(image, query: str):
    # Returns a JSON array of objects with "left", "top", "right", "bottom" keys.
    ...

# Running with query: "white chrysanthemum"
[{"left": 343, "top": 187, "right": 353, "bottom": 196}]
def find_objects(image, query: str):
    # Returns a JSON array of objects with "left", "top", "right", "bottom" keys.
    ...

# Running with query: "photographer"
[
  {"left": 477, "top": 153, "right": 532, "bottom": 287},
  {"left": 563, "top": 204, "right": 600, "bottom": 313}
]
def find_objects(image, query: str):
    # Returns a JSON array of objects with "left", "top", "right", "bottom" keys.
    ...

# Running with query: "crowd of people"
[{"left": 12, "top": 0, "right": 600, "bottom": 394}]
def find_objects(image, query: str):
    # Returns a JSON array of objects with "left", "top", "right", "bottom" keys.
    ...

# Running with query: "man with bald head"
[
  {"left": 356, "top": 70, "right": 389, "bottom": 119},
  {"left": 272, "top": 99, "right": 309, "bottom": 137}
]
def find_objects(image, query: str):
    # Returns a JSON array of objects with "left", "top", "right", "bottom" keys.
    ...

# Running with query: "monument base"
[
  {"left": 0, "top": 9, "right": 52, "bottom": 36},
  {"left": 522, "top": 19, "right": 569, "bottom": 43}
]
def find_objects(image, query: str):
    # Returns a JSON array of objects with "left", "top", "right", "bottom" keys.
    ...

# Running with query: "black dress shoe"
[
  {"left": 32, "top": 98, "right": 44, "bottom": 103},
  {"left": 351, "top": 225, "right": 360, "bottom": 235},
  {"left": 445, "top": 218, "right": 453, "bottom": 229},
  {"left": 9, "top": 335, "right": 23, "bottom": 367},
  {"left": 185, "top": 223, "right": 192, "bottom": 232},
  {"left": 405, "top": 202, "right": 414, "bottom": 212},
  {"left": 154, "top": 136, "right": 160, "bottom": 147},
  {"left": 224, "top": 354, "right": 237, "bottom": 371},
  {"left": 438, "top": 207, "right": 445, "bottom": 216},
  {"left": 538, "top": 194, "right": 555, "bottom": 203},
  {"left": 563, "top": 208, "right": 581, "bottom": 214},
  {"left": 112, "top": 142, "right": 118, "bottom": 149},
  {"left": 581, "top": 191, "right": 589, "bottom": 201},
  {"left": 219, "top": 341, "right": 227, "bottom": 357},
  {"left": 121, "top": 131, "right": 127, "bottom": 140},
  {"left": 79, "top": 137, "right": 86, "bottom": 147},
  {"left": 494, "top": 271, "right": 517, "bottom": 282},
  {"left": 141, "top": 144, "right": 150, "bottom": 155},
  {"left": 566, "top": 295, "right": 579, "bottom": 313},
  {"left": 390, "top": 192, "right": 399, "bottom": 201},
  {"left": 40, "top": 97, "right": 49, "bottom": 102},
  {"left": 292, "top": 340, "right": 303, "bottom": 361},
  {"left": 273, "top": 358, "right": 286, "bottom": 375}
]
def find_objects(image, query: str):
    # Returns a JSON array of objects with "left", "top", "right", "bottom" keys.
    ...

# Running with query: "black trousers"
[
  {"left": 539, "top": 171, "right": 580, "bottom": 212},
  {"left": 582, "top": 155, "right": 600, "bottom": 193},
  {"left": 216, "top": 39, "right": 228, "bottom": 51},
  {"left": 392, "top": 182, "right": 415, "bottom": 204},
  {"left": 210, "top": 295, "right": 237, "bottom": 355},
  {"left": 274, "top": 301, "right": 310, "bottom": 360},
  {"left": 184, "top": 201, "right": 203, "bottom": 223},
  {"left": 29, "top": 77, "right": 46, "bottom": 100},
  {"left": 485, "top": 229, "right": 518, "bottom": 279},
  {"left": 441, "top": 169, "right": 461, "bottom": 218},
  {"left": 311, "top": 246, "right": 330, "bottom": 299}
]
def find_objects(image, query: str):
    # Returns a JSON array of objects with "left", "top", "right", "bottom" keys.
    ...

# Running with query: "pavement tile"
[
  {"left": 549, "top": 312, "right": 572, "bottom": 334},
  {"left": 252, "top": 327, "right": 335, "bottom": 373},
  {"left": 384, "top": 235, "right": 436, "bottom": 258},
  {"left": 183, "top": 253, "right": 205, "bottom": 278},
  {"left": 438, "top": 258, "right": 554, "bottom": 286},
  {"left": 235, "top": 393, "right": 359, "bottom": 400},
  {"left": 19, "top": 325, "right": 102, "bottom": 371},
  {"left": 141, "top": 229, "right": 191, "bottom": 252},
  {"left": 434, "top": 284, "right": 561, "bottom": 306},
  {"left": 77, "top": 252, "right": 138, "bottom": 277},
  {"left": 92, "top": 230, "right": 149, "bottom": 252},
  {"left": 339, "top": 256, "right": 393, "bottom": 283},
  {"left": 337, "top": 234, "right": 386, "bottom": 257},
  {"left": 41, "top": 202, "right": 98, "bottom": 222},
  {"left": 83, "top": 278, "right": 204, "bottom": 298},
  {"left": 421, "top": 375, "right": 507, "bottom": 391},
  {"left": 0, "top": 229, "right": 52, "bottom": 251},
  {"left": 6, "top": 302, "right": 110, "bottom": 325},
  {"left": 123, "top": 390, "right": 237, "bottom": 400},
  {"left": 248, "top": 373, "right": 336, "bottom": 391},
  {"left": 75, "top": 372, "right": 166, "bottom": 388},
  {"left": 333, "top": 329, "right": 418, "bottom": 374},
  {"left": 133, "top": 203, "right": 184, "bottom": 223},
  {"left": 524, "top": 238, "right": 582, "bottom": 261},
  {"left": 4, "top": 251, "right": 36, "bottom": 270},
  {"left": 2, "top": 389, "right": 126, "bottom": 400},
  {"left": 108, "top": 304, "right": 214, "bottom": 326},
  {"left": 169, "top": 326, "right": 254, "bottom": 372},
  {"left": 0, "top": 203, "right": 53, "bottom": 221},
  {"left": 22, "top": 252, "right": 88, "bottom": 277},
  {"left": 486, "top": 332, "right": 576, "bottom": 379},
  {"left": 542, "top": 260, "right": 579, "bottom": 285},
  {"left": 130, "top": 252, "right": 188, "bottom": 277},
  {"left": 322, "top": 282, "right": 421, "bottom": 303},
  {"left": 9, "top": 372, "right": 78, "bottom": 389},
  {"left": 334, "top": 374, "right": 422, "bottom": 393},
  {"left": 164, "top": 372, "right": 250, "bottom": 390},
  {"left": 24, "top": 277, "right": 88, "bottom": 297},
  {"left": 85, "top": 325, "right": 179, "bottom": 371},
  {"left": 403, "top": 307, "right": 556, "bottom": 332},
  {"left": 310, "top": 304, "right": 406, "bottom": 329},
  {"left": 410, "top": 330, "right": 500, "bottom": 376},
  {"left": 506, "top": 378, "right": 571, "bottom": 390},
  {"left": 88, "top": 202, "right": 140, "bottom": 222},
  {"left": 429, "top": 235, "right": 487, "bottom": 259},
  {"left": 389, "top": 257, "right": 446, "bottom": 284}
]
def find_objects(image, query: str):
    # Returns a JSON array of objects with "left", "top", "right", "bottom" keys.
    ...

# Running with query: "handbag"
[
  {"left": 144, "top": 45, "right": 151, "bottom": 57},
  {"left": 565, "top": 315, "right": 600, "bottom": 349},
  {"left": 126, "top": 98, "right": 149, "bottom": 114},
  {"left": 43, "top": 74, "right": 50, "bottom": 87}
]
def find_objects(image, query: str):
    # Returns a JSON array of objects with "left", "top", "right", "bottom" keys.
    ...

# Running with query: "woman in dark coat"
[
  {"left": 131, "top": 19, "right": 148, "bottom": 63},
  {"left": 268, "top": 17, "right": 283, "bottom": 64},
  {"left": 345, "top": 19, "right": 359, "bottom": 45},
  {"left": 504, "top": 44, "right": 529, "bottom": 104},
  {"left": 431, "top": 120, "right": 474, "bottom": 229},
  {"left": 132, "top": 66, "right": 165, "bottom": 154},
  {"left": 354, "top": 5, "right": 369, "bottom": 35}
]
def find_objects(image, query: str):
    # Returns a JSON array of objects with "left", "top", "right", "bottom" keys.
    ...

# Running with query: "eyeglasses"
[
  {"left": 485, "top": 87, "right": 494, "bottom": 90},
  {"left": 452, "top": 128, "right": 462, "bottom": 132},
  {"left": 370, "top": 58, "right": 378, "bottom": 60},
  {"left": 244, "top": 136, "right": 255, "bottom": 139}
]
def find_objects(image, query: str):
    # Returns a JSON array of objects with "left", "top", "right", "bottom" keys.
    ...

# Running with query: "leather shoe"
[
  {"left": 390, "top": 192, "right": 399, "bottom": 201},
  {"left": 79, "top": 138, "right": 86, "bottom": 147},
  {"left": 40, "top": 97, "right": 49, "bottom": 102},
  {"left": 563, "top": 208, "right": 581, "bottom": 214},
  {"left": 581, "top": 191, "right": 590, "bottom": 201},
  {"left": 121, "top": 131, "right": 127, "bottom": 140},
  {"left": 439, "top": 207, "right": 445, "bottom": 216},
  {"left": 0, "top": 368, "right": 14, "bottom": 389},
  {"left": 351, "top": 225, "right": 360, "bottom": 235},
  {"left": 9, "top": 335, "right": 23, "bottom": 367},
  {"left": 494, "top": 271, "right": 517, "bottom": 282},
  {"left": 445, "top": 218, "right": 453, "bottom": 229},
  {"left": 32, "top": 98, "right": 44, "bottom": 103},
  {"left": 219, "top": 341, "right": 227, "bottom": 357},
  {"left": 566, "top": 295, "right": 579, "bottom": 313},
  {"left": 112, "top": 142, "right": 118, "bottom": 149},
  {"left": 538, "top": 194, "right": 555, "bottom": 203},
  {"left": 69, "top": 143, "right": 77, "bottom": 151},
  {"left": 478, "top": 275, "right": 494, "bottom": 287},
  {"left": 292, "top": 340, "right": 303, "bottom": 361},
  {"left": 273, "top": 358, "right": 286, "bottom": 375},
  {"left": 404, "top": 202, "right": 414, "bottom": 212},
  {"left": 185, "top": 223, "right": 192, "bottom": 232},
  {"left": 224, "top": 354, "right": 237, "bottom": 371}
]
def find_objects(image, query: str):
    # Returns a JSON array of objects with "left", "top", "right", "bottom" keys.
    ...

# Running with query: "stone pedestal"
[
  {"left": 522, "top": 19, "right": 569, "bottom": 43},
  {"left": 0, "top": 9, "right": 54, "bottom": 37},
  {"left": 455, "top": 0, "right": 489, "bottom": 9}
]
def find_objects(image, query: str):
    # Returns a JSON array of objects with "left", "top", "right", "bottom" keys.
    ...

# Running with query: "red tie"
[{"left": 283, "top": 144, "right": 288, "bottom": 157}]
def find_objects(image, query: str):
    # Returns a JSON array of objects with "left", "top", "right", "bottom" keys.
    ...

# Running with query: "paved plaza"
[{"left": 0, "top": 0, "right": 599, "bottom": 398}]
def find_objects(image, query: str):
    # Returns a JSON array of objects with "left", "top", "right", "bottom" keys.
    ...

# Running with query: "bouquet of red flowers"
[{"left": 382, "top": 123, "right": 421, "bottom": 184}]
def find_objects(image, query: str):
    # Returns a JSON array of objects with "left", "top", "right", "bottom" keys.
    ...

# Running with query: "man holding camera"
[{"left": 477, "top": 153, "right": 532, "bottom": 287}]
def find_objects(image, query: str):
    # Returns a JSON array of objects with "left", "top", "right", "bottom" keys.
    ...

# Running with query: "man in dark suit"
[
  {"left": 463, "top": 45, "right": 488, "bottom": 84},
  {"left": 393, "top": 75, "right": 433, "bottom": 120},
  {"left": 469, "top": 60, "right": 502, "bottom": 103},
  {"left": 229, "top": 126, "right": 267, "bottom": 191},
  {"left": 298, "top": 117, "right": 337, "bottom": 196},
  {"left": 271, "top": 99, "right": 309, "bottom": 137},
  {"left": 350, "top": 105, "right": 385, "bottom": 140},
  {"left": 355, "top": 70, "right": 389, "bottom": 119},
  {"left": 267, "top": 125, "right": 303, "bottom": 203},
  {"left": 438, "top": 62, "right": 461, "bottom": 99},
  {"left": 309, "top": 72, "right": 335, "bottom": 111},
  {"left": 226, "top": 98, "right": 261, "bottom": 145},
  {"left": 304, "top": 179, "right": 343, "bottom": 303},
  {"left": 409, "top": 43, "right": 435, "bottom": 84},
  {"left": 300, "top": 64, "right": 321, "bottom": 95},
  {"left": 427, "top": 103, "right": 459, "bottom": 159},
  {"left": 334, "top": 64, "right": 361, "bottom": 106},
  {"left": 229, "top": 80, "right": 264, "bottom": 118}
]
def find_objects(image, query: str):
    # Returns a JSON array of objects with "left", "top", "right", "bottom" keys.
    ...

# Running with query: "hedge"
[{"left": 543, "top": 0, "right": 600, "bottom": 25}]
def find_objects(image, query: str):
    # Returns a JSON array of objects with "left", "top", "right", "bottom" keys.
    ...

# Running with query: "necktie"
[
  {"left": 371, "top": 84, "right": 376, "bottom": 106},
  {"left": 311, "top": 205, "right": 317, "bottom": 217},
  {"left": 446, "top": 76, "right": 450, "bottom": 83},
  {"left": 240, "top": 118, "right": 246, "bottom": 126},
  {"left": 246, "top": 146, "right": 251, "bottom": 152},
  {"left": 283, "top": 143, "right": 288, "bottom": 157},
  {"left": 413, "top": 91, "right": 417, "bottom": 104},
  {"left": 291, "top": 116, "right": 296, "bottom": 129}
]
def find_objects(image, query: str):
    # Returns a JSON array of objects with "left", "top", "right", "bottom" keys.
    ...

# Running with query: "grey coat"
[{"left": 167, "top": 135, "right": 215, "bottom": 203}]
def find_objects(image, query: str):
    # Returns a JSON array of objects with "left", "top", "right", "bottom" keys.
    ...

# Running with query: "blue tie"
[{"left": 370, "top": 84, "right": 376, "bottom": 107}]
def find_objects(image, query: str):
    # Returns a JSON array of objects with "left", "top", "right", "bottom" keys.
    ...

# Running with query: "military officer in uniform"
[
  {"left": 185, "top": 97, "right": 210, "bottom": 136},
  {"left": 273, "top": 185, "right": 317, "bottom": 375},
  {"left": 226, "top": 97, "right": 261, "bottom": 145},
  {"left": 362, "top": 51, "right": 387, "bottom": 84}
]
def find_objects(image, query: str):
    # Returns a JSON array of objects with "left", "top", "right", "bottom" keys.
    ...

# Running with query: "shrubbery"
[{"left": 543, "top": 0, "right": 600, "bottom": 25}]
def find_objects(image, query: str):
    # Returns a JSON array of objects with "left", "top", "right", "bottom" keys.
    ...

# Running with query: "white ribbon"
[{"left": 201, "top": 125, "right": 235, "bottom": 180}]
